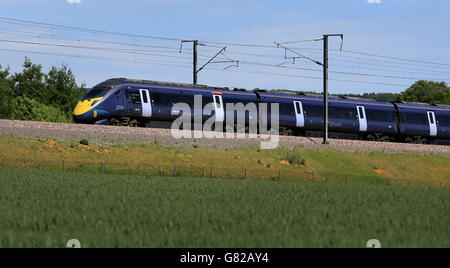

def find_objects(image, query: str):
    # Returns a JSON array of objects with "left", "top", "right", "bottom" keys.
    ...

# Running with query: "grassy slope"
[
  {"left": 0, "top": 168, "right": 448, "bottom": 248},
  {"left": 0, "top": 135, "right": 448, "bottom": 187}
]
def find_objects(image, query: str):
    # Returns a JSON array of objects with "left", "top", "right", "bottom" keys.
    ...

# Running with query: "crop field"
[{"left": 0, "top": 168, "right": 448, "bottom": 248}]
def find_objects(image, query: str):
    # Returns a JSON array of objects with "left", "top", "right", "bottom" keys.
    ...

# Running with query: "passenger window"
[
  {"left": 142, "top": 92, "right": 148, "bottom": 103},
  {"left": 429, "top": 113, "right": 434, "bottom": 124},
  {"left": 349, "top": 111, "right": 355, "bottom": 120},
  {"left": 214, "top": 96, "right": 221, "bottom": 109},
  {"left": 436, "top": 115, "right": 450, "bottom": 127},
  {"left": 295, "top": 103, "right": 301, "bottom": 114},
  {"left": 406, "top": 112, "right": 428, "bottom": 125},
  {"left": 152, "top": 94, "right": 161, "bottom": 105},
  {"left": 130, "top": 92, "right": 141, "bottom": 104},
  {"left": 358, "top": 107, "right": 365, "bottom": 119}
]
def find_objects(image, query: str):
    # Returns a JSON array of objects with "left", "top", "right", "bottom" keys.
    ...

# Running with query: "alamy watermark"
[{"left": 170, "top": 95, "right": 280, "bottom": 149}]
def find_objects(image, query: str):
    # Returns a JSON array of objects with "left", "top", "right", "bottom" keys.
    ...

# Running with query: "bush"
[
  {"left": 284, "top": 151, "right": 306, "bottom": 165},
  {"left": 80, "top": 139, "right": 89, "bottom": 146},
  {"left": 11, "top": 96, "right": 71, "bottom": 123}
]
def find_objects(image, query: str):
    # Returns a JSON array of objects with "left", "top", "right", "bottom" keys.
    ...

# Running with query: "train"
[{"left": 73, "top": 78, "right": 450, "bottom": 145}]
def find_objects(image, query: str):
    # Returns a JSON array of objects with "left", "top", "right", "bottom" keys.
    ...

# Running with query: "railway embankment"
[{"left": 0, "top": 119, "right": 449, "bottom": 155}]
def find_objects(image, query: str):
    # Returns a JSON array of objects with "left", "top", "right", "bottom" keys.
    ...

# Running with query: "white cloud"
[
  {"left": 67, "top": 0, "right": 81, "bottom": 4},
  {"left": 367, "top": 0, "right": 382, "bottom": 3}
]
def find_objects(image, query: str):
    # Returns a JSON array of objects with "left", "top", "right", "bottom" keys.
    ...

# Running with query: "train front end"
[{"left": 73, "top": 80, "right": 120, "bottom": 124}]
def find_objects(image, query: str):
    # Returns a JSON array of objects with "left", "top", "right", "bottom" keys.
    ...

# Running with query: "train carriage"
[
  {"left": 396, "top": 103, "right": 450, "bottom": 143},
  {"left": 73, "top": 78, "right": 450, "bottom": 145}
]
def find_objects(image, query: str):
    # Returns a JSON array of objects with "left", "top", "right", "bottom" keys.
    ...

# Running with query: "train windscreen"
[{"left": 81, "top": 86, "right": 112, "bottom": 101}]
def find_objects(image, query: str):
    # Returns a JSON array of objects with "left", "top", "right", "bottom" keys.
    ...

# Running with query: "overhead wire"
[
  {"left": 0, "top": 17, "right": 183, "bottom": 42},
  {"left": 0, "top": 39, "right": 226, "bottom": 61},
  {"left": 0, "top": 47, "right": 409, "bottom": 87},
  {"left": 1, "top": 16, "right": 449, "bottom": 70},
  {"left": 2, "top": 37, "right": 449, "bottom": 82},
  {"left": 1, "top": 16, "right": 449, "bottom": 87}
]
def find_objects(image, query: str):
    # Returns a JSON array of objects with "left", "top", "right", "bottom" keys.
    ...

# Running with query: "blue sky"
[{"left": 0, "top": 0, "right": 449, "bottom": 94}]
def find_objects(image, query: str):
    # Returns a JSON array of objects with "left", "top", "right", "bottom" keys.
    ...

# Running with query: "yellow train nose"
[{"left": 73, "top": 97, "right": 103, "bottom": 116}]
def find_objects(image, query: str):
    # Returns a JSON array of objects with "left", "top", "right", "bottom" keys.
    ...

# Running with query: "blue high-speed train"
[{"left": 73, "top": 78, "right": 450, "bottom": 144}]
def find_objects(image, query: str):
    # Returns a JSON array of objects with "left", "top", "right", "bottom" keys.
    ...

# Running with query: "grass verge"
[{"left": 0, "top": 134, "right": 448, "bottom": 187}]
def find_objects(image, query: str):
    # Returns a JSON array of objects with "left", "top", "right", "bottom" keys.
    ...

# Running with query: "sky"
[{"left": 0, "top": 0, "right": 449, "bottom": 94}]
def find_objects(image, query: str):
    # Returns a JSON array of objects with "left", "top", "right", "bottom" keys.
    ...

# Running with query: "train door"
[
  {"left": 128, "top": 90, "right": 140, "bottom": 115},
  {"left": 293, "top": 101, "right": 305, "bottom": 127},
  {"left": 427, "top": 111, "right": 437, "bottom": 136},
  {"left": 114, "top": 89, "right": 126, "bottom": 114},
  {"left": 213, "top": 94, "right": 224, "bottom": 122},
  {"left": 139, "top": 89, "right": 152, "bottom": 118},
  {"left": 357, "top": 106, "right": 367, "bottom": 132}
]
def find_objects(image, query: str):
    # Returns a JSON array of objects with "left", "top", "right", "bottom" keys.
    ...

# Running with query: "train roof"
[
  {"left": 257, "top": 91, "right": 394, "bottom": 107},
  {"left": 396, "top": 101, "right": 450, "bottom": 108},
  {"left": 104, "top": 78, "right": 237, "bottom": 92},
  {"left": 101, "top": 78, "right": 450, "bottom": 111},
  {"left": 395, "top": 102, "right": 450, "bottom": 112}
]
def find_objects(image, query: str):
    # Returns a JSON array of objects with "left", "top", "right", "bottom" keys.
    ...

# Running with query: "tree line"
[
  {"left": 0, "top": 58, "right": 85, "bottom": 122},
  {"left": 0, "top": 58, "right": 449, "bottom": 123},
  {"left": 343, "top": 81, "right": 450, "bottom": 104}
]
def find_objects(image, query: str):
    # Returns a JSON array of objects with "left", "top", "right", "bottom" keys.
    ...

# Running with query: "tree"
[
  {"left": 398, "top": 80, "right": 450, "bottom": 105},
  {"left": 45, "top": 64, "right": 85, "bottom": 116},
  {"left": 0, "top": 65, "right": 13, "bottom": 119},
  {"left": 11, "top": 57, "right": 48, "bottom": 104},
  {"left": 361, "top": 92, "right": 399, "bottom": 103},
  {"left": 3, "top": 58, "right": 86, "bottom": 122}
]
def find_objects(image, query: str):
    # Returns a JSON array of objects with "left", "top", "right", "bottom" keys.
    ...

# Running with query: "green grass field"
[{"left": 0, "top": 168, "right": 448, "bottom": 248}]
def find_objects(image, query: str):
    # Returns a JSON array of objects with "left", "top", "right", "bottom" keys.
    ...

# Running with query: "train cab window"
[{"left": 82, "top": 85, "right": 111, "bottom": 100}]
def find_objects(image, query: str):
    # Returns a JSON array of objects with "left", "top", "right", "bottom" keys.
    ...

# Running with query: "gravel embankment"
[{"left": 0, "top": 120, "right": 449, "bottom": 155}]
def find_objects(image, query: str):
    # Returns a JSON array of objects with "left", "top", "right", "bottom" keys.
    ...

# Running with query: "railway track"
[{"left": 0, "top": 119, "right": 449, "bottom": 155}]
